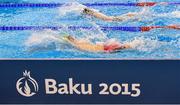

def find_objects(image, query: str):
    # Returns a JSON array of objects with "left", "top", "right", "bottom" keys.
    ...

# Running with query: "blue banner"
[{"left": 0, "top": 60, "right": 179, "bottom": 104}]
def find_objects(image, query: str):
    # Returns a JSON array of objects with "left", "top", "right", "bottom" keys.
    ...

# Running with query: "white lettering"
[{"left": 45, "top": 79, "right": 57, "bottom": 94}]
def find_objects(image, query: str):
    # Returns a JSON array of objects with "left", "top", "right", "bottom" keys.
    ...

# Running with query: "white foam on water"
[
  {"left": 70, "top": 26, "right": 108, "bottom": 45},
  {"left": 171, "top": 11, "right": 180, "bottom": 18},
  {"left": 175, "top": 37, "right": 180, "bottom": 49},
  {"left": 127, "top": 7, "right": 180, "bottom": 20},
  {"left": 87, "top": 20, "right": 108, "bottom": 41},
  {"left": 58, "top": 2, "right": 87, "bottom": 16},
  {"left": 155, "top": 11, "right": 180, "bottom": 18},
  {"left": 25, "top": 30, "right": 60, "bottom": 46},
  {"left": 25, "top": 30, "right": 69, "bottom": 52},
  {"left": 127, "top": 37, "right": 160, "bottom": 52},
  {"left": 166, "top": 11, "right": 180, "bottom": 18},
  {"left": 120, "top": 7, "right": 153, "bottom": 22},
  {"left": 128, "top": 35, "right": 180, "bottom": 54},
  {"left": 57, "top": 1, "right": 107, "bottom": 42}
]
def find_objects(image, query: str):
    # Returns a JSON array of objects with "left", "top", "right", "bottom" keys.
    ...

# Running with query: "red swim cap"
[{"left": 104, "top": 43, "right": 122, "bottom": 52}]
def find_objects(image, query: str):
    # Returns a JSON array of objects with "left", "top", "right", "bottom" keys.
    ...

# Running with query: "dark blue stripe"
[
  {"left": 101, "top": 26, "right": 141, "bottom": 32},
  {"left": 169, "top": 2, "right": 180, "bottom": 5},
  {"left": 0, "top": 26, "right": 141, "bottom": 32},
  {"left": 0, "top": 2, "right": 179, "bottom": 8},
  {"left": 85, "top": 3, "right": 136, "bottom": 6}
]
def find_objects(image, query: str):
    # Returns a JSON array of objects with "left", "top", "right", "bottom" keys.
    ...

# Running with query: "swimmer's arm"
[
  {"left": 112, "top": 12, "right": 139, "bottom": 21},
  {"left": 91, "top": 11, "right": 114, "bottom": 21},
  {"left": 65, "top": 36, "right": 104, "bottom": 52}
]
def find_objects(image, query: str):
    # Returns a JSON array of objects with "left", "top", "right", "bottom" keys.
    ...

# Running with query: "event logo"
[
  {"left": 15, "top": 71, "right": 140, "bottom": 97},
  {"left": 16, "top": 71, "right": 39, "bottom": 97}
]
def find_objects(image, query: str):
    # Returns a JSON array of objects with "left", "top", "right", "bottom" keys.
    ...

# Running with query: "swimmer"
[
  {"left": 63, "top": 35, "right": 138, "bottom": 53},
  {"left": 82, "top": 7, "right": 139, "bottom": 22},
  {"left": 81, "top": 2, "right": 171, "bottom": 22}
]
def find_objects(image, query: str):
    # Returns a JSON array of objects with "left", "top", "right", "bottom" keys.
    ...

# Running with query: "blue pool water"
[{"left": 0, "top": 0, "right": 179, "bottom": 58}]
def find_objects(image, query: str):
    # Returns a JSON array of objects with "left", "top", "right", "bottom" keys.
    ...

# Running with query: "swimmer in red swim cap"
[{"left": 63, "top": 35, "right": 133, "bottom": 53}]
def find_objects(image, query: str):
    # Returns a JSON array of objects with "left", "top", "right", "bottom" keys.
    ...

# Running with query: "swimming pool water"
[{"left": 0, "top": 0, "right": 179, "bottom": 58}]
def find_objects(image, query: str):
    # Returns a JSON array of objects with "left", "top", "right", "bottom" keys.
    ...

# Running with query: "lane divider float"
[
  {"left": 0, "top": 26, "right": 179, "bottom": 32},
  {"left": 0, "top": 2, "right": 179, "bottom": 8}
]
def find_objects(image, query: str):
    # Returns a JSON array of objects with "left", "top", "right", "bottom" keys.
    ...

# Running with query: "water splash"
[
  {"left": 25, "top": 30, "right": 69, "bottom": 52},
  {"left": 87, "top": 20, "right": 108, "bottom": 41},
  {"left": 58, "top": 2, "right": 87, "bottom": 16},
  {"left": 22, "top": 1, "right": 179, "bottom": 58},
  {"left": 155, "top": 11, "right": 180, "bottom": 18},
  {"left": 127, "top": 37, "right": 160, "bottom": 52},
  {"left": 58, "top": 1, "right": 108, "bottom": 42}
]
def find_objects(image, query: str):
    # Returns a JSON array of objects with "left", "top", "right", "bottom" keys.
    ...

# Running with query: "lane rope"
[
  {"left": 0, "top": 2, "right": 179, "bottom": 8},
  {"left": 0, "top": 26, "right": 141, "bottom": 32},
  {"left": 0, "top": 26, "right": 178, "bottom": 42},
  {"left": 0, "top": 26, "right": 179, "bottom": 42},
  {"left": 0, "top": 26, "right": 179, "bottom": 32}
]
